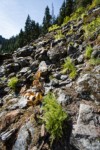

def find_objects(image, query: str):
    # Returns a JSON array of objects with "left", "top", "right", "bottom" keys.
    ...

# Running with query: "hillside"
[
  {"left": 0, "top": 36, "right": 6, "bottom": 49},
  {"left": 0, "top": 3, "right": 100, "bottom": 150}
]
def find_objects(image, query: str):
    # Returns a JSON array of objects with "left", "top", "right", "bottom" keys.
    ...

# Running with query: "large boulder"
[
  {"left": 47, "top": 44, "right": 67, "bottom": 63},
  {"left": 16, "top": 46, "right": 34, "bottom": 57},
  {"left": 71, "top": 104, "right": 100, "bottom": 150},
  {"left": 76, "top": 73, "right": 100, "bottom": 105}
]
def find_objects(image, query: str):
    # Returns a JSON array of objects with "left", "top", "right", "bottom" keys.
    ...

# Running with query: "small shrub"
[
  {"left": 62, "top": 57, "right": 77, "bottom": 79},
  {"left": 42, "top": 92, "right": 67, "bottom": 144},
  {"left": 88, "top": 0, "right": 100, "bottom": 9},
  {"left": 70, "top": 7, "right": 85, "bottom": 21},
  {"left": 54, "top": 30, "right": 65, "bottom": 40},
  {"left": 85, "top": 45, "right": 93, "bottom": 59},
  {"left": 62, "top": 16, "right": 70, "bottom": 26},
  {"left": 48, "top": 24, "right": 60, "bottom": 32},
  {"left": 8, "top": 77, "right": 18, "bottom": 91},
  {"left": 89, "top": 58, "right": 100, "bottom": 65},
  {"left": 83, "top": 17, "right": 100, "bottom": 38}
]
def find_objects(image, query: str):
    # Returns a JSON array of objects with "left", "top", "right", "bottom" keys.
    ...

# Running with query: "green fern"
[
  {"left": 42, "top": 92, "right": 67, "bottom": 144},
  {"left": 8, "top": 77, "right": 18, "bottom": 91},
  {"left": 85, "top": 45, "right": 93, "bottom": 59},
  {"left": 62, "top": 57, "right": 77, "bottom": 79}
]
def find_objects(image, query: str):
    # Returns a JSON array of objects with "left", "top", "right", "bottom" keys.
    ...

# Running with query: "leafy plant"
[
  {"left": 8, "top": 77, "right": 18, "bottom": 91},
  {"left": 42, "top": 92, "right": 67, "bottom": 144},
  {"left": 88, "top": 0, "right": 100, "bottom": 9},
  {"left": 48, "top": 24, "right": 60, "bottom": 32},
  {"left": 62, "top": 57, "right": 77, "bottom": 79},
  {"left": 84, "top": 45, "right": 93, "bottom": 59},
  {"left": 54, "top": 30, "right": 65, "bottom": 40},
  {"left": 62, "top": 16, "right": 70, "bottom": 26},
  {"left": 83, "top": 17, "right": 100, "bottom": 38},
  {"left": 70, "top": 7, "right": 85, "bottom": 21},
  {"left": 89, "top": 58, "right": 100, "bottom": 65}
]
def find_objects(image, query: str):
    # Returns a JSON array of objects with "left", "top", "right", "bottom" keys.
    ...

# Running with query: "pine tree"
[
  {"left": 57, "top": 0, "right": 66, "bottom": 25},
  {"left": 42, "top": 6, "right": 52, "bottom": 33},
  {"left": 19, "top": 29, "right": 25, "bottom": 47},
  {"left": 65, "top": 0, "right": 73, "bottom": 16},
  {"left": 24, "top": 15, "right": 32, "bottom": 43}
]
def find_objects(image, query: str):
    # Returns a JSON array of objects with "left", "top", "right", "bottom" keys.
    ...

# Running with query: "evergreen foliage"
[
  {"left": 8, "top": 77, "right": 18, "bottom": 91},
  {"left": 62, "top": 57, "right": 77, "bottom": 79},
  {"left": 42, "top": 92, "right": 67, "bottom": 144},
  {"left": 42, "top": 6, "right": 52, "bottom": 33},
  {"left": 85, "top": 45, "right": 93, "bottom": 59},
  {"left": 1, "top": 0, "right": 99, "bottom": 53},
  {"left": 57, "top": 0, "right": 74, "bottom": 25}
]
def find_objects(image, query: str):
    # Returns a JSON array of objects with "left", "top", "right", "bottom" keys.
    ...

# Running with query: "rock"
[
  {"left": 20, "top": 67, "right": 29, "bottom": 74},
  {"left": 47, "top": 45, "right": 67, "bottom": 63},
  {"left": 77, "top": 54, "right": 84, "bottom": 64},
  {"left": 54, "top": 89, "right": 72, "bottom": 106},
  {"left": 30, "top": 60, "right": 39, "bottom": 72},
  {"left": 0, "top": 53, "right": 12, "bottom": 62},
  {"left": 53, "top": 72, "right": 61, "bottom": 79},
  {"left": 18, "top": 97, "right": 28, "bottom": 109},
  {"left": 76, "top": 73, "right": 100, "bottom": 105},
  {"left": 67, "top": 45, "right": 79, "bottom": 58},
  {"left": 0, "top": 129, "right": 17, "bottom": 142},
  {"left": 17, "top": 57, "right": 30, "bottom": 67},
  {"left": 60, "top": 75, "right": 68, "bottom": 81},
  {"left": 50, "top": 79, "right": 59, "bottom": 87},
  {"left": 0, "top": 98, "right": 3, "bottom": 106},
  {"left": 38, "top": 61, "right": 48, "bottom": 76},
  {"left": 12, "top": 121, "right": 34, "bottom": 150},
  {"left": 91, "top": 50, "right": 100, "bottom": 58},
  {"left": 16, "top": 46, "right": 34, "bottom": 57},
  {"left": 71, "top": 104, "right": 100, "bottom": 150}
]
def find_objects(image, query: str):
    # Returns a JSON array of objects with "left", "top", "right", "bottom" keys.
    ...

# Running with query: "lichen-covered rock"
[
  {"left": 12, "top": 121, "right": 34, "bottom": 150},
  {"left": 76, "top": 73, "right": 100, "bottom": 105},
  {"left": 71, "top": 104, "right": 100, "bottom": 150}
]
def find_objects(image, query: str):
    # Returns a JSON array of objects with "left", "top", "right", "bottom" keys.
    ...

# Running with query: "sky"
[{"left": 0, "top": 0, "right": 63, "bottom": 39}]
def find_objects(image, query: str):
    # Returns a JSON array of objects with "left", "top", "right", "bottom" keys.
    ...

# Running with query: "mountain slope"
[{"left": 0, "top": 4, "right": 100, "bottom": 150}]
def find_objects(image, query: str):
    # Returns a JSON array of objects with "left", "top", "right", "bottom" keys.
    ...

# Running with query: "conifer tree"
[
  {"left": 24, "top": 15, "right": 32, "bottom": 43},
  {"left": 42, "top": 6, "right": 52, "bottom": 33}
]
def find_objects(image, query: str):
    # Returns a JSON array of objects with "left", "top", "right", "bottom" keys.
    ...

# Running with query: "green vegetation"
[
  {"left": 62, "top": 57, "right": 77, "bottom": 79},
  {"left": 62, "top": 16, "right": 70, "bottom": 26},
  {"left": 8, "top": 77, "right": 18, "bottom": 91},
  {"left": 85, "top": 45, "right": 93, "bottom": 59},
  {"left": 54, "top": 30, "right": 65, "bottom": 40},
  {"left": 88, "top": 0, "right": 100, "bottom": 9},
  {"left": 42, "top": 92, "right": 67, "bottom": 144},
  {"left": 83, "top": 17, "right": 100, "bottom": 38},
  {"left": 70, "top": 7, "right": 85, "bottom": 21},
  {"left": 48, "top": 24, "right": 60, "bottom": 32},
  {"left": 89, "top": 58, "right": 100, "bottom": 65}
]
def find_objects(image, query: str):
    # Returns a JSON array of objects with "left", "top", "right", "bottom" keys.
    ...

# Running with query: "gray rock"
[
  {"left": 91, "top": 50, "right": 100, "bottom": 58},
  {"left": 16, "top": 46, "right": 34, "bottom": 57},
  {"left": 60, "top": 75, "right": 68, "bottom": 81},
  {"left": 30, "top": 60, "right": 39, "bottom": 72},
  {"left": 50, "top": 79, "right": 59, "bottom": 87},
  {"left": 20, "top": 67, "right": 29, "bottom": 74},
  {"left": 47, "top": 45, "right": 67, "bottom": 63},
  {"left": 53, "top": 72, "right": 61, "bottom": 79},
  {"left": 38, "top": 61, "right": 48, "bottom": 76},
  {"left": 77, "top": 55, "right": 84, "bottom": 64},
  {"left": 76, "top": 73, "right": 100, "bottom": 105},
  {"left": 71, "top": 104, "right": 100, "bottom": 150},
  {"left": 12, "top": 121, "right": 34, "bottom": 150},
  {"left": 0, "top": 129, "right": 16, "bottom": 142},
  {"left": 54, "top": 89, "right": 72, "bottom": 106},
  {"left": 18, "top": 97, "right": 28, "bottom": 109}
]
